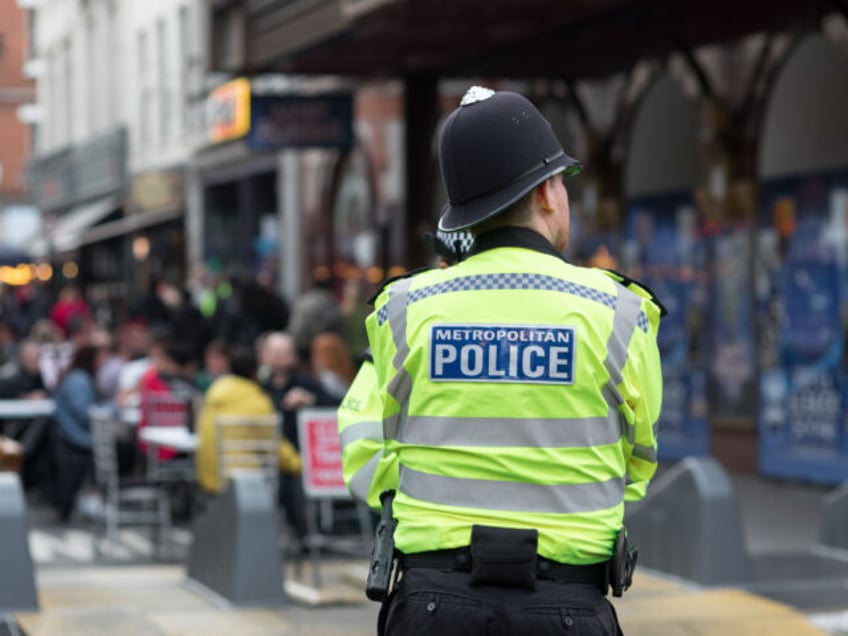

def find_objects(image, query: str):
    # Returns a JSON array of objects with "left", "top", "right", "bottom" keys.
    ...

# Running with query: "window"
[
  {"left": 179, "top": 5, "right": 191, "bottom": 133},
  {"left": 0, "top": 34, "right": 5, "bottom": 59},
  {"left": 138, "top": 31, "right": 150, "bottom": 146},
  {"left": 86, "top": 15, "right": 96, "bottom": 135},
  {"left": 156, "top": 19, "right": 169, "bottom": 140}
]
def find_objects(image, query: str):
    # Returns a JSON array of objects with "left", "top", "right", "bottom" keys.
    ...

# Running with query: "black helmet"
[{"left": 438, "top": 86, "right": 582, "bottom": 232}]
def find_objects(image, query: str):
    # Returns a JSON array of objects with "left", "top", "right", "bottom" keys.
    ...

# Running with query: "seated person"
[
  {"left": 195, "top": 345, "right": 300, "bottom": 495},
  {"left": 137, "top": 334, "right": 199, "bottom": 461},
  {"left": 0, "top": 339, "right": 52, "bottom": 498}
]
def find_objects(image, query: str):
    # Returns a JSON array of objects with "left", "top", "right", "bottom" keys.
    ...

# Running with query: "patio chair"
[
  {"left": 215, "top": 413, "right": 281, "bottom": 499},
  {"left": 89, "top": 405, "right": 171, "bottom": 558},
  {"left": 141, "top": 391, "right": 196, "bottom": 483}
]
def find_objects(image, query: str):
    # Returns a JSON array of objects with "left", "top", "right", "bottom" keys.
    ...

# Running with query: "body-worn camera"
[
  {"left": 365, "top": 490, "right": 397, "bottom": 602},
  {"left": 609, "top": 527, "right": 638, "bottom": 597}
]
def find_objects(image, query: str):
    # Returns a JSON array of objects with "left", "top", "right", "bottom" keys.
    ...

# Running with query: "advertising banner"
[
  {"left": 297, "top": 408, "right": 350, "bottom": 498},
  {"left": 623, "top": 192, "right": 709, "bottom": 459},
  {"left": 710, "top": 226, "right": 757, "bottom": 423},
  {"left": 757, "top": 171, "right": 848, "bottom": 483}
]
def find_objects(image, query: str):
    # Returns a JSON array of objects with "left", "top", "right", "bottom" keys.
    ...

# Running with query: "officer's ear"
[{"left": 536, "top": 177, "right": 558, "bottom": 214}]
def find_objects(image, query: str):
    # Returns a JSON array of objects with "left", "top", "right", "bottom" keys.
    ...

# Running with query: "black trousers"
[
  {"left": 53, "top": 438, "right": 93, "bottom": 522},
  {"left": 381, "top": 568, "right": 623, "bottom": 636}
]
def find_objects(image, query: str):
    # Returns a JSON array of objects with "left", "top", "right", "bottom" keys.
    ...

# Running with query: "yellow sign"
[{"left": 208, "top": 78, "right": 251, "bottom": 143}]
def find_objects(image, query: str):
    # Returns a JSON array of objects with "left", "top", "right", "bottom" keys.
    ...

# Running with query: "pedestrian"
[
  {"left": 259, "top": 331, "right": 338, "bottom": 540},
  {"left": 343, "top": 86, "right": 664, "bottom": 635},
  {"left": 52, "top": 344, "right": 109, "bottom": 522}
]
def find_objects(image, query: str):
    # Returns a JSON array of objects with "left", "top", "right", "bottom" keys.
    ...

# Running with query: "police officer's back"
[{"left": 346, "top": 86, "right": 664, "bottom": 636}]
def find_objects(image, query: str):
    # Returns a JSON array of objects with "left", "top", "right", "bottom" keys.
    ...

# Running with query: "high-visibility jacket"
[
  {"left": 361, "top": 226, "right": 663, "bottom": 566},
  {"left": 338, "top": 354, "right": 398, "bottom": 509}
]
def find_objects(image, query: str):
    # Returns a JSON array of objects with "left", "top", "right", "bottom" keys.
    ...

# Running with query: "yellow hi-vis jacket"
[
  {"left": 345, "top": 227, "right": 663, "bottom": 566},
  {"left": 338, "top": 355, "right": 398, "bottom": 510}
]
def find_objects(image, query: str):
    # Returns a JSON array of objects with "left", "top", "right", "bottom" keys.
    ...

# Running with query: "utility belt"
[
  {"left": 365, "top": 491, "right": 637, "bottom": 602},
  {"left": 399, "top": 546, "right": 610, "bottom": 593}
]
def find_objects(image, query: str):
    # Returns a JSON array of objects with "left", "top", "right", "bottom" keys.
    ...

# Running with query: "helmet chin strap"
[{"left": 453, "top": 240, "right": 464, "bottom": 263}]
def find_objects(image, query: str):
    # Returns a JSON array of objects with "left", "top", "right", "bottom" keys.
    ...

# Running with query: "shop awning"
[
  {"left": 31, "top": 196, "right": 121, "bottom": 258},
  {"left": 78, "top": 207, "right": 184, "bottom": 245}
]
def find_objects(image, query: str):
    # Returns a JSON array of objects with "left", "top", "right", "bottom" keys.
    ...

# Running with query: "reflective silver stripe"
[
  {"left": 384, "top": 277, "right": 414, "bottom": 441},
  {"left": 398, "top": 415, "right": 621, "bottom": 448},
  {"left": 399, "top": 466, "right": 625, "bottom": 514},
  {"left": 632, "top": 443, "right": 657, "bottom": 463},
  {"left": 339, "top": 420, "right": 383, "bottom": 450},
  {"left": 387, "top": 277, "right": 413, "bottom": 372},
  {"left": 603, "top": 288, "right": 642, "bottom": 444},
  {"left": 375, "top": 271, "right": 649, "bottom": 330},
  {"left": 349, "top": 451, "right": 383, "bottom": 503}
]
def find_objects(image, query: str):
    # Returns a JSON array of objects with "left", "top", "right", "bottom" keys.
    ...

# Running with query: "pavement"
[{"left": 4, "top": 471, "right": 848, "bottom": 635}]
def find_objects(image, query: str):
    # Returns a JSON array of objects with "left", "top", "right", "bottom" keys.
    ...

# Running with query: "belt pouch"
[{"left": 469, "top": 525, "right": 538, "bottom": 590}]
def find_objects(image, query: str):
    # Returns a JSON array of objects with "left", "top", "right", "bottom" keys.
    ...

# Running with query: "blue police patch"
[{"left": 429, "top": 324, "right": 576, "bottom": 384}]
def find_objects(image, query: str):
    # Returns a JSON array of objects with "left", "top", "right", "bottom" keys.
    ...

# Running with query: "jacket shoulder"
[
  {"left": 367, "top": 267, "right": 434, "bottom": 305},
  {"left": 601, "top": 269, "right": 668, "bottom": 317}
]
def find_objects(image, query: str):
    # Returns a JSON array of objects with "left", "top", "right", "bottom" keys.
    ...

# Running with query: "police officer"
[{"left": 342, "top": 86, "right": 663, "bottom": 635}]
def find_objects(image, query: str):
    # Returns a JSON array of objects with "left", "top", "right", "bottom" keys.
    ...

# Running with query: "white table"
[
  {"left": 0, "top": 399, "right": 55, "bottom": 419},
  {"left": 138, "top": 427, "right": 198, "bottom": 453},
  {"left": 138, "top": 426, "right": 198, "bottom": 482}
]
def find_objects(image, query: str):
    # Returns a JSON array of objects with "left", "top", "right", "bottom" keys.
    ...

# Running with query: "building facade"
[
  {"left": 28, "top": 0, "right": 207, "bottom": 317},
  {"left": 0, "top": 0, "right": 37, "bottom": 249}
]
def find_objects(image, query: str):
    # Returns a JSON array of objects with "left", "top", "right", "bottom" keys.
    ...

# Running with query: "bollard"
[
  {"left": 0, "top": 473, "right": 39, "bottom": 611},
  {"left": 186, "top": 472, "right": 285, "bottom": 606},
  {"left": 819, "top": 481, "right": 848, "bottom": 550},
  {"left": 625, "top": 456, "right": 752, "bottom": 585}
]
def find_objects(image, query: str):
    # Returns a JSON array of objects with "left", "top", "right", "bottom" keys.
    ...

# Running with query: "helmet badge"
[{"left": 460, "top": 86, "right": 495, "bottom": 107}]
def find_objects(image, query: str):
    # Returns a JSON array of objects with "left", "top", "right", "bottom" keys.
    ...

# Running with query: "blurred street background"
[{"left": 1, "top": 0, "right": 848, "bottom": 634}]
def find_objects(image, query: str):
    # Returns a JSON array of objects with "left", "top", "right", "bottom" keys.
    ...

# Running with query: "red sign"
[{"left": 298, "top": 408, "right": 349, "bottom": 498}]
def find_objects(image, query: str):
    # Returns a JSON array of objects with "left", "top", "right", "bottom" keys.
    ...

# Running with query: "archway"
[
  {"left": 755, "top": 34, "right": 848, "bottom": 483},
  {"left": 622, "top": 74, "right": 709, "bottom": 460}
]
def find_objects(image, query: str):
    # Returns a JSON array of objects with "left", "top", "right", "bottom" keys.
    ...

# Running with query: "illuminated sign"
[{"left": 207, "top": 77, "right": 251, "bottom": 143}]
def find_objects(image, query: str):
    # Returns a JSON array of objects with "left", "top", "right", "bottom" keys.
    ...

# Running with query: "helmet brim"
[{"left": 438, "top": 152, "right": 582, "bottom": 232}]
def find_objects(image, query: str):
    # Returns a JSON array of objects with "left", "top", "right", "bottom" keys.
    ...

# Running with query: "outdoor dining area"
[{"left": 0, "top": 377, "right": 373, "bottom": 615}]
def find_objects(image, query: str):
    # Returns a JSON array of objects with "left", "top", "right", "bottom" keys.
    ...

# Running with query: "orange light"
[
  {"left": 387, "top": 265, "right": 406, "bottom": 278},
  {"left": 366, "top": 267, "right": 384, "bottom": 284}
]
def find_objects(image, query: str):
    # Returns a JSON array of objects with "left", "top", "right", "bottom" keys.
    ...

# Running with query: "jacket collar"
[{"left": 468, "top": 226, "right": 566, "bottom": 263}]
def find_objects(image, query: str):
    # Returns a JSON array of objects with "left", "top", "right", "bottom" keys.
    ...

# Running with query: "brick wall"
[
  {"left": 0, "top": 0, "right": 34, "bottom": 198},
  {"left": 0, "top": 0, "right": 32, "bottom": 89},
  {"left": 0, "top": 104, "right": 29, "bottom": 195}
]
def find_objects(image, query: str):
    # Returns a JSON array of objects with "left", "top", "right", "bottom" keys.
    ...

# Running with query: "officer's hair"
[{"left": 470, "top": 190, "right": 534, "bottom": 237}]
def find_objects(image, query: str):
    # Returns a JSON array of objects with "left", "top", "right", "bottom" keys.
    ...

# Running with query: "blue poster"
[
  {"left": 623, "top": 192, "right": 709, "bottom": 459},
  {"left": 710, "top": 226, "right": 757, "bottom": 423},
  {"left": 757, "top": 171, "right": 848, "bottom": 483}
]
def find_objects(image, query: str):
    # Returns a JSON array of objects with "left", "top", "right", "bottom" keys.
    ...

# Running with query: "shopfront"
[
  {"left": 197, "top": 77, "right": 354, "bottom": 299},
  {"left": 29, "top": 128, "right": 128, "bottom": 295},
  {"left": 755, "top": 35, "right": 848, "bottom": 484}
]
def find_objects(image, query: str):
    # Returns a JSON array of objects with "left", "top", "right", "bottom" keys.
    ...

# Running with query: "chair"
[
  {"left": 88, "top": 405, "right": 172, "bottom": 558},
  {"left": 141, "top": 391, "right": 196, "bottom": 483},
  {"left": 214, "top": 413, "right": 281, "bottom": 498}
]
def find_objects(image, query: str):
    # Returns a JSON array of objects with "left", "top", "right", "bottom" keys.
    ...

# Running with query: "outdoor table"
[
  {"left": 138, "top": 427, "right": 198, "bottom": 453},
  {"left": 138, "top": 427, "right": 198, "bottom": 483},
  {"left": 0, "top": 399, "right": 56, "bottom": 439},
  {"left": 0, "top": 399, "right": 55, "bottom": 419}
]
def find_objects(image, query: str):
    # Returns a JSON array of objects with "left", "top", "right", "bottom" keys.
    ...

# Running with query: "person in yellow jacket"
[
  {"left": 345, "top": 86, "right": 664, "bottom": 636},
  {"left": 196, "top": 345, "right": 300, "bottom": 494}
]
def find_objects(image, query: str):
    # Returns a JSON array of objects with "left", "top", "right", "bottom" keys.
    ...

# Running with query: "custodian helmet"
[{"left": 438, "top": 86, "right": 582, "bottom": 232}]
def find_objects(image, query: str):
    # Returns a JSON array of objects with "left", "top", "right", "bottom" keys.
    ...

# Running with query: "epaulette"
[
  {"left": 359, "top": 347, "right": 373, "bottom": 364},
  {"left": 602, "top": 269, "right": 668, "bottom": 317},
  {"left": 366, "top": 267, "right": 433, "bottom": 305}
]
